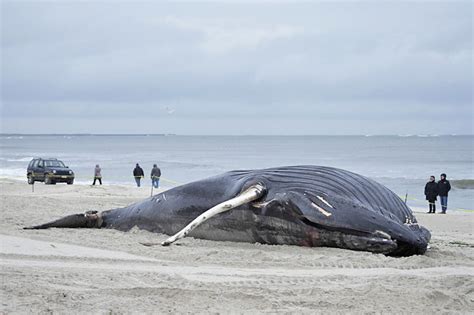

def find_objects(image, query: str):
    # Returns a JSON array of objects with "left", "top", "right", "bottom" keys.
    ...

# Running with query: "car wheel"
[
  {"left": 45, "top": 175, "right": 52, "bottom": 185},
  {"left": 27, "top": 174, "right": 34, "bottom": 185},
  {"left": 67, "top": 179, "right": 74, "bottom": 185}
]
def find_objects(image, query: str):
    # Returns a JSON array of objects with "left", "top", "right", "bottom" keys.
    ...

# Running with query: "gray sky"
[{"left": 1, "top": 1, "right": 472, "bottom": 135}]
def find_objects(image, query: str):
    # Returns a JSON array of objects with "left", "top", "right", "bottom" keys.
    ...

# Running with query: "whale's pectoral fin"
[
  {"left": 24, "top": 211, "right": 103, "bottom": 229},
  {"left": 161, "top": 183, "right": 266, "bottom": 246}
]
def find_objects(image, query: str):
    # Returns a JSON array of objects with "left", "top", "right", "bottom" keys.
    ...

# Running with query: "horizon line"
[{"left": 0, "top": 133, "right": 472, "bottom": 137}]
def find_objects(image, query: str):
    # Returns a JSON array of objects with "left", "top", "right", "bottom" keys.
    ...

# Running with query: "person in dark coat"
[
  {"left": 151, "top": 164, "right": 161, "bottom": 188},
  {"left": 92, "top": 164, "right": 102, "bottom": 185},
  {"left": 424, "top": 175, "right": 438, "bottom": 213},
  {"left": 133, "top": 163, "right": 145, "bottom": 187},
  {"left": 437, "top": 173, "right": 451, "bottom": 214}
]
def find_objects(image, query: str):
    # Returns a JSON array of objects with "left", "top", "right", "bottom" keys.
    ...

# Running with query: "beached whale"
[{"left": 25, "top": 166, "right": 431, "bottom": 256}]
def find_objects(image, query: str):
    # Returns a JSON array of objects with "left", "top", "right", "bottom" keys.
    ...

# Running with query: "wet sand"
[{"left": 1, "top": 179, "right": 473, "bottom": 313}]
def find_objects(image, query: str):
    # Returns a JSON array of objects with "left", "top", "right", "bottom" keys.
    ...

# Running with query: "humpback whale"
[{"left": 25, "top": 166, "right": 431, "bottom": 256}]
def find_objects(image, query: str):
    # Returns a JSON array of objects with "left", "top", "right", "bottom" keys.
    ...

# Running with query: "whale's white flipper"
[{"left": 162, "top": 184, "right": 266, "bottom": 246}]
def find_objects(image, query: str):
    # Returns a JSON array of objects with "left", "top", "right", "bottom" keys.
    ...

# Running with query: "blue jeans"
[
  {"left": 135, "top": 177, "right": 141, "bottom": 187},
  {"left": 440, "top": 196, "right": 448, "bottom": 213},
  {"left": 152, "top": 178, "right": 160, "bottom": 188}
]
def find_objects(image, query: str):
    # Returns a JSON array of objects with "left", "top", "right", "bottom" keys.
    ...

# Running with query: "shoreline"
[
  {"left": 1, "top": 177, "right": 470, "bottom": 215},
  {"left": 0, "top": 176, "right": 166, "bottom": 188},
  {"left": 1, "top": 179, "right": 473, "bottom": 313}
]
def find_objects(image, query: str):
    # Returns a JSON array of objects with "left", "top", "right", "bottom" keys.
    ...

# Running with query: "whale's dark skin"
[{"left": 26, "top": 166, "right": 431, "bottom": 256}]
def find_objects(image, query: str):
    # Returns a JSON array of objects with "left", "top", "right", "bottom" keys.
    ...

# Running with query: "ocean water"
[{"left": 1, "top": 135, "right": 473, "bottom": 212}]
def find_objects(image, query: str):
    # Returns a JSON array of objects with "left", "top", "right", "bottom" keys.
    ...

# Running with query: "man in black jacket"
[
  {"left": 133, "top": 163, "right": 145, "bottom": 187},
  {"left": 438, "top": 173, "right": 451, "bottom": 214},
  {"left": 424, "top": 176, "right": 438, "bottom": 213}
]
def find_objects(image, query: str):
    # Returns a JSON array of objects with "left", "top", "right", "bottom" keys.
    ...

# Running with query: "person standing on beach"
[
  {"left": 151, "top": 164, "right": 161, "bottom": 188},
  {"left": 133, "top": 163, "right": 145, "bottom": 187},
  {"left": 93, "top": 164, "right": 102, "bottom": 185},
  {"left": 424, "top": 176, "right": 438, "bottom": 213},
  {"left": 438, "top": 173, "right": 451, "bottom": 214}
]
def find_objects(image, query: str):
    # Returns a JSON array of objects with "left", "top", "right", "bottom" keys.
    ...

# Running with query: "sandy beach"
[{"left": 1, "top": 179, "right": 473, "bottom": 314}]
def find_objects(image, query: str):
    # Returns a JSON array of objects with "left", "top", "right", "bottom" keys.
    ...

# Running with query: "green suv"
[{"left": 27, "top": 158, "right": 75, "bottom": 185}]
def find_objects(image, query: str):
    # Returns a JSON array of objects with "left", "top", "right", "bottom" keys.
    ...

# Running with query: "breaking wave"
[{"left": 451, "top": 180, "right": 474, "bottom": 190}]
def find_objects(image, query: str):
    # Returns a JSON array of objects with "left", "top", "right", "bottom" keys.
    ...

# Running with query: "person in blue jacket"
[{"left": 437, "top": 173, "right": 451, "bottom": 214}]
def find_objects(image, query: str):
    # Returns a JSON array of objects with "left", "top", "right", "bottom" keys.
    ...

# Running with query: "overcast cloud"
[{"left": 1, "top": 1, "right": 472, "bottom": 135}]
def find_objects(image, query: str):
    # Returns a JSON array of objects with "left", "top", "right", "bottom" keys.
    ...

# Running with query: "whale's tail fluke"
[{"left": 24, "top": 211, "right": 103, "bottom": 230}]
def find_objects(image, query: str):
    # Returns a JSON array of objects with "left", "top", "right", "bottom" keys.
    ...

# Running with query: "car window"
[
  {"left": 38, "top": 160, "right": 44, "bottom": 168},
  {"left": 44, "top": 160, "right": 65, "bottom": 167},
  {"left": 32, "top": 160, "right": 39, "bottom": 168},
  {"left": 28, "top": 160, "right": 34, "bottom": 168}
]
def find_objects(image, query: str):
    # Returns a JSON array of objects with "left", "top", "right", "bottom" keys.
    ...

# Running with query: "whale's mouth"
[
  {"left": 299, "top": 217, "right": 430, "bottom": 256},
  {"left": 300, "top": 217, "right": 372, "bottom": 237},
  {"left": 300, "top": 217, "right": 398, "bottom": 254}
]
